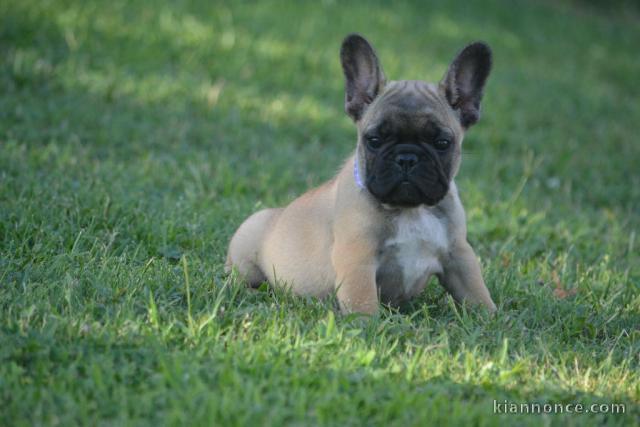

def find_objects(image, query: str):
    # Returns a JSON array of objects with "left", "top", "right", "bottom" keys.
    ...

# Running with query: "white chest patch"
[{"left": 383, "top": 206, "right": 450, "bottom": 296}]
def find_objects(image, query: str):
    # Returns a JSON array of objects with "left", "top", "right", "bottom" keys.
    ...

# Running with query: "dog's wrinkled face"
[
  {"left": 359, "top": 82, "right": 461, "bottom": 206},
  {"left": 340, "top": 34, "right": 492, "bottom": 207}
]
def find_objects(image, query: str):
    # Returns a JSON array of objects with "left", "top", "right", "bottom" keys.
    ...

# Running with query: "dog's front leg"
[
  {"left": 439, "top": 241, "right": 497, "bottom": 312},
  {"left": 331, "top": 242, "right": 379, "bottom": 315}
]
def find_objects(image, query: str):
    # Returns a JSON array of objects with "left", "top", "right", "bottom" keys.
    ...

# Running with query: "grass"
[{"left": 1, "top": 0, "right": 639, "bottom": 425}]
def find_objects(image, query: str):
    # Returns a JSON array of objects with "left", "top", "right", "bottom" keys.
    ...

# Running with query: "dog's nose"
[{"left": 395, "top": 153, "right": 418, "bottom": 172}]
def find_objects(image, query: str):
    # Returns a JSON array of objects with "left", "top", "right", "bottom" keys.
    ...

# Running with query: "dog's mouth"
[
  {"left": 396, "top": 181, "right": 424, "bottom": 205},
  {"left": 383, "top": 180, "right": 447, "bottom": 207}
]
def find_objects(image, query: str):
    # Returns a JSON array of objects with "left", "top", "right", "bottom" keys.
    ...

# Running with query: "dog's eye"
[
  {"left": 366, "top": 135, "right": 383, "bottom": 149},
  {"left": 433, "top": 139, "right": 451, "bottom": 151}
]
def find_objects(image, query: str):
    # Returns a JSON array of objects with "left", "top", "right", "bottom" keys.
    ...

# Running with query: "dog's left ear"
[
  {"left": 340, "top": 34, "right": 386, "bottom": 122},
  {"left": 440, "top": 42, "right": 492, "bottom": 129}
]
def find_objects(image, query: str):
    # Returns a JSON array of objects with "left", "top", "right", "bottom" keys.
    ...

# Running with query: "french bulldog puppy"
[{"left": 226, "top": 34, "right": 496, "bottom": 314}]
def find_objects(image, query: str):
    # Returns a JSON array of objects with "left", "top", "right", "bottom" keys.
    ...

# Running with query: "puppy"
[{"left": 226, "top": 34, "right": 496, "bottom": 314}]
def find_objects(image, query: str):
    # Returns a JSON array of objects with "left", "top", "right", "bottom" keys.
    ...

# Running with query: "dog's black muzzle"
[{"left": 366, "top": 144, "right": 450, "bottom": 207}]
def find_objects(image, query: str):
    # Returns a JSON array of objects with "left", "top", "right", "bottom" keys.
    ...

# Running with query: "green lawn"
[{"left": 1, "top": 0, "right": 639, "bottom": 425}]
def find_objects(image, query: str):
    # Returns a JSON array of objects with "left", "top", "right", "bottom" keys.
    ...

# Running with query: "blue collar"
[{"left": 353, "top": 151, "right": 366, "bottom": 190}]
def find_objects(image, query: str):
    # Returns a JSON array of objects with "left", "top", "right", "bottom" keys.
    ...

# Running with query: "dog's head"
[{"left": 340, "top": 34, "right": 492, "bottom": 207}]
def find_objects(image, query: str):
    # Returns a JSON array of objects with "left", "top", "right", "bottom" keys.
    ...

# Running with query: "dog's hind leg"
[{"left": 225, "top": 208, "right": 282, "bottom": 287}]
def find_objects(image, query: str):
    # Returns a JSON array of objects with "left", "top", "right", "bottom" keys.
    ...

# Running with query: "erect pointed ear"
[
  {"left": 340, "top": 34, "right": 386, "bottom": 122},
  {"left": 440, "top": 42, "right": 492, "bottom": 129}
]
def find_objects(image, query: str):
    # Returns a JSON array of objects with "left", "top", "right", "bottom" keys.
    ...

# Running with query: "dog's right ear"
[
  {"left": 340, "top": 34, "right": 386, "bottom": 122},
  {"left": 440, "top": 42, "right": 492, "bottom": 129}
]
